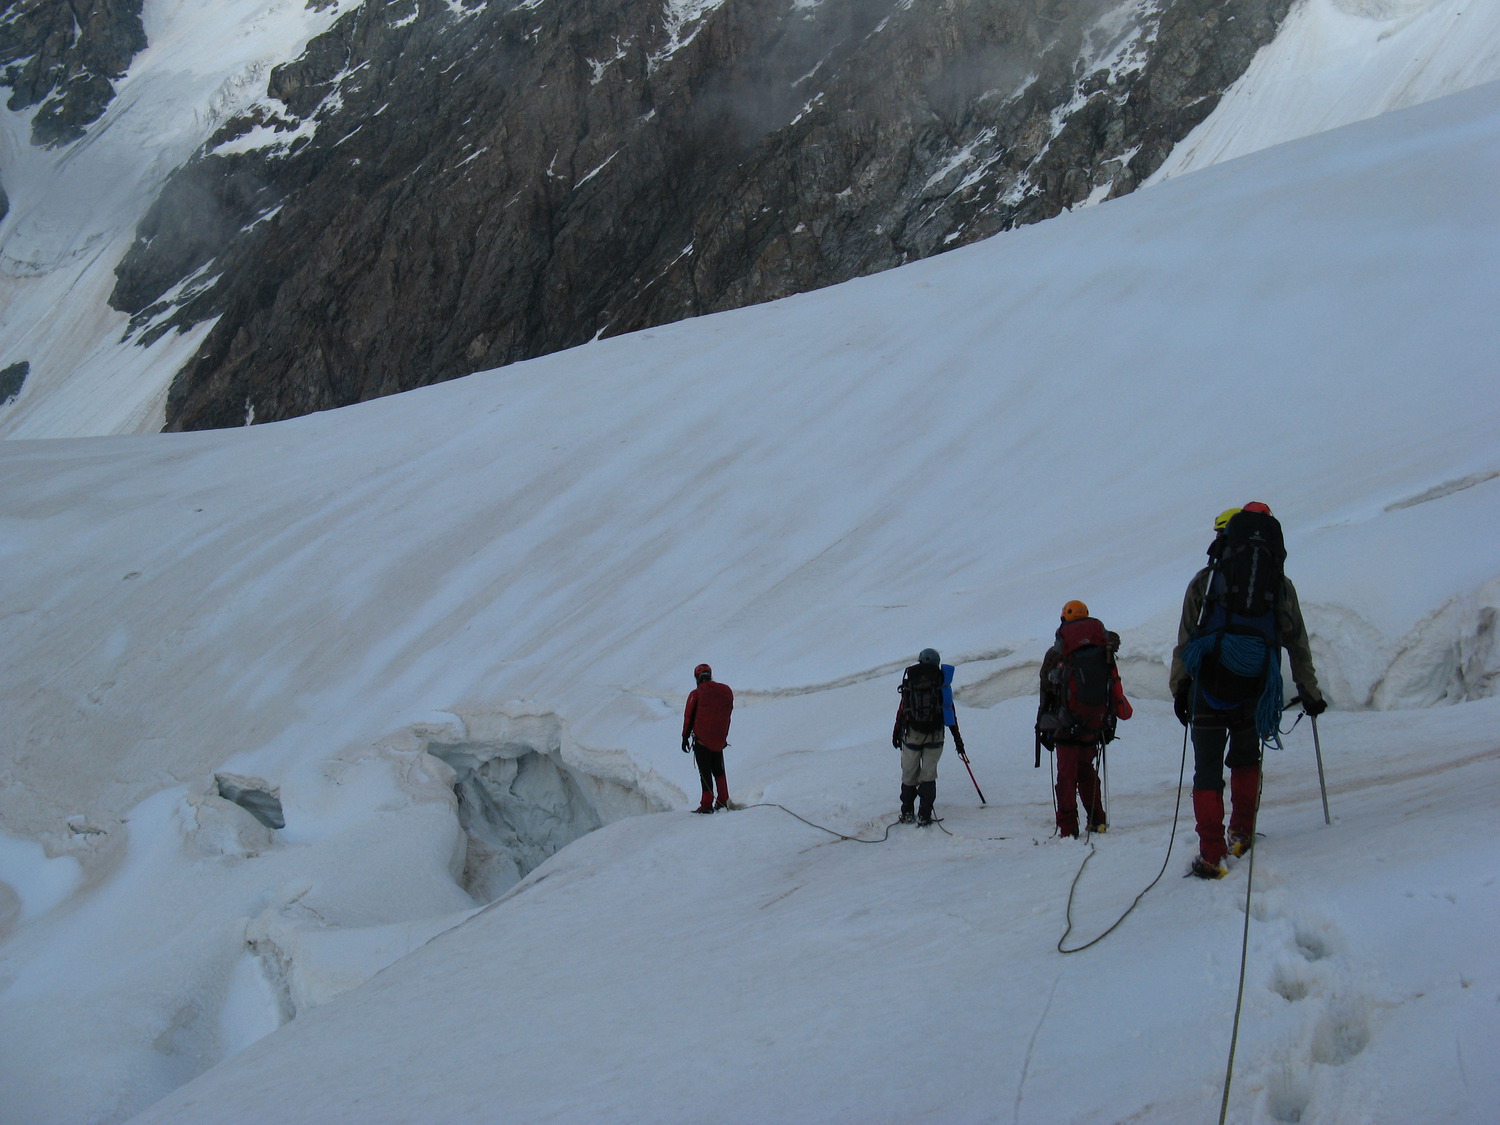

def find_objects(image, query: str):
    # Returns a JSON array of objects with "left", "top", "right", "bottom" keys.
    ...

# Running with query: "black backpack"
[
  {"left": 1192, "top": 510, "right": 1285, "bottom": 705},
  {"left": 1207, "top": 509, "right": 1286, "bottom": 617},
  {"left": 900, "top": 663, "right": 945, "bottom": 734}
]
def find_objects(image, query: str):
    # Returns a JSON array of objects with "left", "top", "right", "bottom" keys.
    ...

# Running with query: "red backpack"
[{"left": 1042, "top": 618, "right": 1118, "bottom": 743}]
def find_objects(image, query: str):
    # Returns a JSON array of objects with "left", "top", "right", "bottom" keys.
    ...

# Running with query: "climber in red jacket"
[{"left": 682, "top": 663, "right": 734, "bottom": 812}]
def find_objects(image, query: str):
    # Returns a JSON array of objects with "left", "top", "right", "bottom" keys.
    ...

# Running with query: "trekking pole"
[
  {"left": 1100, "top": 740, "right": 1110, "bottom": 818},
  {"left": 1310, "top": 713, "right": 1330, "bottom": 826},
  {"left": 1048, "top": 743, "right": 1058, "bottom": 823},
  {"left": 1285, "top": 696, "right": 1331, "bottom": 826},
  {"left": 957, "top": 747, "right": 987, "bottom": 805}
]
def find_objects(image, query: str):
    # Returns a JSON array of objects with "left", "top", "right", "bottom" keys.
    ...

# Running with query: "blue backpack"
[{"left": 1188, "top": 510, "right": 1286, "bottom": 725}]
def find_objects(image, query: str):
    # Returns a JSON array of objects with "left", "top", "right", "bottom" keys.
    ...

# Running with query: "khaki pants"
[{"left": 900, "top": 731, "right": 944, "bottom": 786}]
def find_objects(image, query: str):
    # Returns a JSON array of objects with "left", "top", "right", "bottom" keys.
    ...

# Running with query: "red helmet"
[
  {"left": 693, "top": 663, "right": 712, "bottom": 682},
  {"left": 1242, "top": 501, "right": 1272, "bottom": 515}
]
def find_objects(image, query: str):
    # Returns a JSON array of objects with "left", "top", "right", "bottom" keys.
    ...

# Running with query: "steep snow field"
[
  {"left": 1151, "top": 0, "right": 1500, "bottom": 183},
  {"left": 2, "top": 0, "right": 1499, "bottom": 439},
  {"left": 2, "top": 73, "right": 1499, "bottom": 1123}
]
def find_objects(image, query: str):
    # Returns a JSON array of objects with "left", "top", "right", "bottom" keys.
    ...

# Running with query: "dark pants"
[
  {"left": 1190, "top": 720, "right": 1261, "bottom": 791},
  {"left": 1055, "top": 741, "right": 1105, "bottom": 836},
  {"left": 693, "top": 743, "right": 729, "bottom": 806},
  {"left": 1190, "top": 705, "right": 1263, "bottom": 862}
]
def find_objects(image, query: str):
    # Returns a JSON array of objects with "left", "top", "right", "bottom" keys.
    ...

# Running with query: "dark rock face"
[
  {"left": 0, "top": 0, "right": 147, "bottom": 147},
  {"left": 0, "top": 359, "right": 27, "bottom": 404},
  {"left": 96, "top": 0, "right": 1290, "bottom": 430}
]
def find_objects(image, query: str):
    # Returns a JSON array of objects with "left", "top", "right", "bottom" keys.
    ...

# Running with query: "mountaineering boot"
[
  {"left": 916, "top": 781, "right": 936, "bottom": 826},
  {"left": 1228, "top": 766, "right": 1260, "bottom": 843},
  {"left": 694, "top": 792, "right": 715, "bottom": 813},
  {"left": 1191, "top": 787, "right": 1229, "bottom": 865},
  {"left": 1189, "top": 855, "right": 1228, "bottom": 879},
  {"left": 1086, "top": 802, "right": 1107, "bottom": 834},
  {"left": 1055, "top": 807, "right": 1079, "bottom": 838},
  {"left": 899, "top": 783, "right": 917, "bottom": 823},
  {"left": 714, "top": 775, "right": 731, "bottom": 811},
  {"left": 1228, "top": 832, "right": 1253, "bottom": 858}
]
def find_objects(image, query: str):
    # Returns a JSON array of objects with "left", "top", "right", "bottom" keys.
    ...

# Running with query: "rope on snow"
[
  {"left": 1056, "top": 719, "right": 1190, "bottom": 954},
  {"left": 1217, "top": 763, "right": 1266, "bottom": 1124}
]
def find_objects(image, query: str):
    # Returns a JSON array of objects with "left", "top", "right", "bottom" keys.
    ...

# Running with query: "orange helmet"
[
  {"left": 1061, "top": 600, "right": 1089, "bottom": 622},
  {"left": 1242, "top": 501, "right": 1272, "bottom": 515}
]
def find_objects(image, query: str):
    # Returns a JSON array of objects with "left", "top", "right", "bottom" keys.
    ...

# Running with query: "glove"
[
  {"left": 953, "top": 732, "right": 967, "bottom": 758},
  {"left": 892, "top": 733, "right": 902, "bottom": 750},
  {"left": 1173, "top": 683, "right": 1192, "bottom": 727},
  {"left": 681, "top": 735, "right": 691, "bottom": 753},
  {"left": 1299, "top": 691, "right": 1327, "bottom": 717}
]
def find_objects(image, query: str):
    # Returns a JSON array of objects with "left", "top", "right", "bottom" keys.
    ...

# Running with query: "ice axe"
[{"left": 954, "top": 734, "right": 987, "bottom": 804}]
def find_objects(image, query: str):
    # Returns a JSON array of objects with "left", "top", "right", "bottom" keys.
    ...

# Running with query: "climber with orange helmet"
[{"left": 1037, "top": 600, "right": 1133, "bottom": 837}]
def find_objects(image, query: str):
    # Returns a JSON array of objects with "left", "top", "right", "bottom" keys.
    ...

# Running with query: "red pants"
[
  {"left": 1055, "top": 742, "right": 1104, "bottom": 837},
  {"left": 1192, "top": 767, "right": 1261, "bottom": 863},
  {"left": 1190, "top": 720, "right": 1262, "bottom": 863}
]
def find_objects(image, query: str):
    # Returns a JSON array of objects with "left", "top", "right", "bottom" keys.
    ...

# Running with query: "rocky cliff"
[
  {"left": 0, "top": 0, "right": 147, "bottom": 147},
  {"left": 18, "top": 0, "right": 1292, "bottom": 429}
]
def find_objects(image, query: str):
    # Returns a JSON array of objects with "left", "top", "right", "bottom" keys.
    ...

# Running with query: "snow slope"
[
  {"left": 1151, "top": 0, "right": 1500, "bottom": 183},
  {"left": 1, "top": 77, "right": 1498, "bottom": 1123},
  {"left": 126, "top": 702, "right": 1500, "bottom": 1125}
]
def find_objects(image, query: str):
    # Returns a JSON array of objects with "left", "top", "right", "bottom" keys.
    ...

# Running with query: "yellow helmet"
[
  {"left": 1213, "top": 507, "right": 1241, "bottom": 533},
  {"left": 1061, "top": 600, "right": 1089, "bottom": 622}
]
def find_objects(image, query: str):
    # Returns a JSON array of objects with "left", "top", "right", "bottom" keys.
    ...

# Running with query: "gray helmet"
[{"left": 918, "top": 648, "right": 940, "bottom": 666}]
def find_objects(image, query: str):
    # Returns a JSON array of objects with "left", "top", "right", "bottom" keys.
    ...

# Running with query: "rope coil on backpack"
[{"left": 1181, "top": 632, "right": 1284, "bottom": 740}]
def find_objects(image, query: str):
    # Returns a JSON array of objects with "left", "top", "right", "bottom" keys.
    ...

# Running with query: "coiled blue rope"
[{"left": 1182, "top": 632, "right": 1283, "bottom": 739}]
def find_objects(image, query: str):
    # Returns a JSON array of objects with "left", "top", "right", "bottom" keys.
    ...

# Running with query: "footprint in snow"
[{"left": 1248, "top": 906, "right": 1376, "bottom": 1123}]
